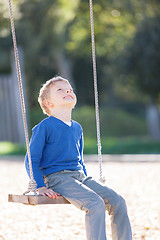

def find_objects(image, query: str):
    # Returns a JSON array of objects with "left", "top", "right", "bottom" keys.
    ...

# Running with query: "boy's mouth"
[{"left": 64, "top": 95, "right": 73, "bottom": 99}]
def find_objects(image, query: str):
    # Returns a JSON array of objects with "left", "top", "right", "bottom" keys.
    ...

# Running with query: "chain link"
[
  {"left": 8, "top": 0, "right": 37, "bottom": 193},
  {"left": 89, "top": 0, "right": 104, "bottom": 182}
]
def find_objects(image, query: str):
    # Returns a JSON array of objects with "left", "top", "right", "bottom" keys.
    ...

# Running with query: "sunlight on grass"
[
  {"left": 84, "top": 137, "right": 160, "bottom": 154},
  {"left": 0, "top": 142, "right": 26, "bottom": 155},
  {"left": 0, "top": 138, "right": 160, "bottom": 156}
]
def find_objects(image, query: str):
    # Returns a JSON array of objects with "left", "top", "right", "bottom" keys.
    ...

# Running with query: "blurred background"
[{"left": 0, "top": 0, "right": 160, "bottom": 155}]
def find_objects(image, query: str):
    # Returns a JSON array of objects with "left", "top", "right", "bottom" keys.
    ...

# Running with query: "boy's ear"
[{"left": 43, "top": 99, "right": 54, "bottom": 108}]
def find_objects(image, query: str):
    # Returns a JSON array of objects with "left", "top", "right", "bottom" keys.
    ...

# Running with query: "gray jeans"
[{"left": 44, "top": 170, "right": 132, "bottom": 240}]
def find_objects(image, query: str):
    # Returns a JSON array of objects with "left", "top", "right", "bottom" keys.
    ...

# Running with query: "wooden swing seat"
[{"left": 8, "top": 194, "right": 70, "bottom": 205}]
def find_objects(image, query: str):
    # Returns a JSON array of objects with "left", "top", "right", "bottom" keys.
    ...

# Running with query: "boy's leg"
[
  {"left": 82, "top": 176, "right": 132, "bottom": 240},
  {"left": 44, "top": 170, "right": 106, "bottom": 240}
]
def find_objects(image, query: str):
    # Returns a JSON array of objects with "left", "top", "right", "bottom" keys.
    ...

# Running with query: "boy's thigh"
[
  {"left": 45, "top": 171, "right": 103, "bottom": 209},
  {"left": 82, "top": 176, "right": 120, "bottom": 207}
]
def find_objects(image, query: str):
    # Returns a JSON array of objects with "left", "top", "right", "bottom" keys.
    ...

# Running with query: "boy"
[{"left": 25, "top": 76, "right": 132, "bottom": 240}]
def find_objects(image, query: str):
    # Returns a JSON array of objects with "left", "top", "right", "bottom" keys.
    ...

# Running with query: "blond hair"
[{"left": 38, "top": 76, "right": 69, "bottom": 115}]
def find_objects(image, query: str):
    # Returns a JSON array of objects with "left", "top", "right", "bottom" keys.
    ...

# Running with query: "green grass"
[
  {"left": 1, "top": 138, "right": 160, "bottom": 156},
  {"left": 29, "top": 106, "right": 148, "bottom": 138},
  {"left": 84, "top": 137, "right": 160, "bottom": 154},
  {"left": 0, "top": 142, "right": 26, "bottom": 156}
]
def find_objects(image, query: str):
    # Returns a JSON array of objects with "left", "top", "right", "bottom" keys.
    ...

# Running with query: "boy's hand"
[{"left": 38, "top": 187, "right": 60, "bottom": 199}]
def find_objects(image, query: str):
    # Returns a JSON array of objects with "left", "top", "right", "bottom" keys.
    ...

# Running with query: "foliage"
[
  {"left": 29, "top": 106, "right": 147, "bottom": 138},
  {"left": 0, "top": 0, "right": 160, "bottom": 141},
  {"left": 1, "top": 137, "right": 160, "bottom": 156},
  {"left": 123, "top": 15, "right": 160, "bottom": 102},
  {"left": 0, "top": 141, "right": 26, "bottom": 155},
  {"left": 0, "top": 0, "right": 10, "bottom": 37},
  {"left": 0, "top": 1, "right": 12, "bottom": 73},
  {"left": 0, "top": 0, "right": 159, "bottom": 107},
  {"left": 15, "top": 0, "right": 81, "bottom": 107},
  {"left": 84, "top": 137, "right": 160, "bottom": 154},
  {"left": 73, "top": 106, "right": 147, "bottom": 138}
]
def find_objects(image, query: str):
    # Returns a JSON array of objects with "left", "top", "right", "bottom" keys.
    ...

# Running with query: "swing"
[{"left": 8, "top": 0, "right": 104, "bottom": 206}]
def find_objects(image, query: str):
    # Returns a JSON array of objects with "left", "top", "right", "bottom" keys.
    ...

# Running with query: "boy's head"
[{"left": 38, "top": 76, "right": 77, "bottom": 116}]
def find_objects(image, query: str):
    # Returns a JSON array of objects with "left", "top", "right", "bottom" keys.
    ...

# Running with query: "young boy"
[{"left": 25, "top": 76, "right": 132, "bottom": 240}]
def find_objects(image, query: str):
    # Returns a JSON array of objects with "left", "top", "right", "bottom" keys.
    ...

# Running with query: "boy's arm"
[
  {"left": 79, "top": 132, "right": 87, "bottom": 176},
  {"left": 25, "top": 123, "right": 46, "bottom": 188},
  {"left": 25, "top": 122, "right": 60, "bottom": 198}
]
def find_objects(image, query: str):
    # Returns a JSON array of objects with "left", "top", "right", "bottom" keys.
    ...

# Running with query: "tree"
[
  {"left": 16, "top": 0, "right": 80, "bottom": 107},
  {"left": 124, "top": 15, "right": 160, "bottom": 139},
  {"left": 0, "top": 0, "right": 12, "bottom": 73},
  {"left": 2, "top": 0, "right": 160, "bottom": 114}
]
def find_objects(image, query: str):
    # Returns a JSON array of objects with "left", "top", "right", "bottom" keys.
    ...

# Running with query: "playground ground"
[{"left": 0, "top": 155, "right": 160, "bottom": 240}]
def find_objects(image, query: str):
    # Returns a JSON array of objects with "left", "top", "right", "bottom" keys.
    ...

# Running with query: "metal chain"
[
  {"left": 8, "top": 0, "right": 37, "bottom": 194},
  {"left": 89, "top": 0, "right": 104, "bottom": 182}
]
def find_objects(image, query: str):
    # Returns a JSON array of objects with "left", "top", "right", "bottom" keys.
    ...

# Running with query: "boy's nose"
[{"left": 66, "top": 89, "right": 71, "bottom": 93}]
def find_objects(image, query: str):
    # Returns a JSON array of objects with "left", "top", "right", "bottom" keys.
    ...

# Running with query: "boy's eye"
[{"left": 57, "top": 89, "right": 62, "bottom": 91}]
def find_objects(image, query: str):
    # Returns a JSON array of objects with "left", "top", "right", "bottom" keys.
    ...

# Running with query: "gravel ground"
[{"left": 0, "top": 157, "right": 160, "bottom": 240}]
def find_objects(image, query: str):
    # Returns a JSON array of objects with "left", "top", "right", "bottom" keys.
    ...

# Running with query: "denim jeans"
[{"left": 44, "top": 170, "right": 132, "bottom": 240}]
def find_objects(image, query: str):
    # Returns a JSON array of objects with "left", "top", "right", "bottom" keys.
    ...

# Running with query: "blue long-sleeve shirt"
[{"left": 25, "top": 116, "right": 87, "bottom": 188}]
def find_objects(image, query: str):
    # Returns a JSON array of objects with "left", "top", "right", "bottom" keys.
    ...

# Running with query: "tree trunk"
[
  {"left": 146, "top": 103, "right": 160, "bottom": 140},
  {"left": 56, "top": 51, "right": 75, "bottom": 89}
]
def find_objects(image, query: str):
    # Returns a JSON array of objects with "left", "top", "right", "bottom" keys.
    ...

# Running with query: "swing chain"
[
  {"left": 23, "top": 180, "right": 38, "bottom": 195},
  {"left": 89, "top": 0, "right": 105, "bottom": 183},
  {"left": 8, "top": 0, "right": 37, "bottom": 194}
]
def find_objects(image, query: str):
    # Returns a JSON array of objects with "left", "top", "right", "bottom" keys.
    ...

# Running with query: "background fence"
[{"left": 0, "top": 50, "right": 25, "bottom": 144}]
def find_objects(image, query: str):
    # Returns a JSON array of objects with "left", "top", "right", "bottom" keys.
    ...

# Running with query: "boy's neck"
[{"left": 50, "top": 107, "right": 72, "bottom": 122}]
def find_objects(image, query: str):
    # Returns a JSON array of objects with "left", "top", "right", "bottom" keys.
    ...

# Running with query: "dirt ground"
[{"left": 0, "top": 157, "right": 160, "bottom": 240}]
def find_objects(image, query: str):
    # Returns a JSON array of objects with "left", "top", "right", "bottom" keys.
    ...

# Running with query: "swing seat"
[{"left": 8, "top": 194, "right": 70, "bottom": 205}]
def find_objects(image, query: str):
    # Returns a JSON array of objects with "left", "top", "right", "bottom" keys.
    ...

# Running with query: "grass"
[
  {"left": 0, "top": 137, "right": 160, "bottom": 156},
  {"left": 84, "top": 137, "right": 160, "bottom": 154},
  {"left": 0, "top": 142, "right": 26, "bottom": 156},
  {"left": 29, "top": 106, "right": 148, "bottom": 138}
]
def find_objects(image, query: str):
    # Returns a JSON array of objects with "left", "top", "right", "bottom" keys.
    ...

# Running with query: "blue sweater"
[{"left": 25, "top": 116, "right": 87, "bottom": 188}]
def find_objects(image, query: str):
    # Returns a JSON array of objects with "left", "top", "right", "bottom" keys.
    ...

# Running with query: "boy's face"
[{"left": 46, "top": 81, "right": 77, "bottom": 111}]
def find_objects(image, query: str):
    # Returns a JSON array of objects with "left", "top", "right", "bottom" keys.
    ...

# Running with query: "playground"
[
  {"left": 1, "top": 156, "right": 160, "bottom": 240},
  {"left": 0, "top": 1, "right": 160, "bottom": 240}
]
